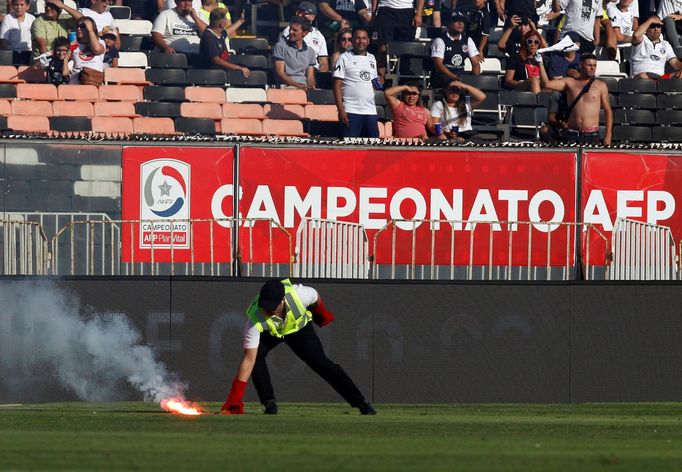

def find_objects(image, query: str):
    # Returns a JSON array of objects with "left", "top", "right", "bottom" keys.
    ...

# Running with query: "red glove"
[
  {"left": 311, "top": 299, "right": 335, "bottom": 327},
  {"left": 220, "top": 378, "right": 247, "bottom": 414}
]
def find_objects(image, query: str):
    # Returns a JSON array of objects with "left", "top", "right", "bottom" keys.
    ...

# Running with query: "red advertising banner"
[
  {"left": 581, "top": 151, "right": 682, "bottom": 241},
  {"left": 239, "top": 148, "right": 578, "bottom": 266},
  {"left": 121, "top": 146, "right": 234, "bottom": 263}
]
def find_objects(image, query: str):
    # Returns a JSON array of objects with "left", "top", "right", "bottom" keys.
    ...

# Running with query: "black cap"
[
  {"left": 258, "top": 279, "right": 285, "bottom": 311},
  {"left": 519, "top": 17, "right": 530, "bottom": 25},
  {"left": 449, "top": 12, "right": 467, "bottom": 23}
]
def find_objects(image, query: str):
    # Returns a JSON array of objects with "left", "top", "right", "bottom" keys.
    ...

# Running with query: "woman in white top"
[
  {"left": 430, "top": 80, "right": 486, "bottom": 142},
  {"left": 70, "top": 17, "right": 105, "bottom": 85}
]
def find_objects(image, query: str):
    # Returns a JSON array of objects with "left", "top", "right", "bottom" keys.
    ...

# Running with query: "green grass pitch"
[{"left": 1, "top": 402, "right": 681, "bottom": 471}]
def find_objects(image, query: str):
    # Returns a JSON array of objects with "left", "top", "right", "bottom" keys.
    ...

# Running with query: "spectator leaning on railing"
[
  {"left": 0, "top": 0, "right": 35, "bottom": 65},
  {"left": 630, "top": 14, "right": 682, "bottom": 79},
  {"left": 273, "top": 17, "right": 317, "bottom": 90},
  {"left": 152, "top": 0, "right": 207, "bottom": 54}
]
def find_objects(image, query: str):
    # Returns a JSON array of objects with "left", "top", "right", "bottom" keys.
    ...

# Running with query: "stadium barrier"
[
  {"left": 370, "top": 219, "right": 610, "bottom": 281},
  {"left": 294, "top": 217, "right": 369, "bottom": 279},
  {"left": 0, "top": 219, "right": 49, "bottom": 275},
  {"left": 609, "top": 218, "right": 678, "bottom": 281},
  {"left": 48, "top": 217, "right": 292, "bottom": 277}
]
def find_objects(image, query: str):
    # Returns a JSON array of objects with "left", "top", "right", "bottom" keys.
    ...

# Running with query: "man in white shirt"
[
  {"left": 630, "top": 14, "right": 682, "bottom": 78},
  {"left": 219, "top": 279, "right": 377, "bottom": 416},
  {"left": 280, "top": 2, "right": 329, "bottom": 72},
  {"left": 0, "top": 0, "right": 35, "bottom": 65},
  {"left": 553, "top": 0, "right": 601, "bottom": 53},
  {"left": 606, "top": 0, "right": 637, "bottom": 46},
  {"left": 152, "top": 0, "right": 207, "bottom": 54},
  {"left": 658, "top": 0, "right": 682, "bottom": 48},
  {"left": 333, "top": 25, "right": 380, "bottom": 138}
]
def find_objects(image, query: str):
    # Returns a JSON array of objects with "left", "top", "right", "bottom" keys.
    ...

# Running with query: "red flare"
[{"left": 160, "top": 397, "right": 203, "bottom": 416}]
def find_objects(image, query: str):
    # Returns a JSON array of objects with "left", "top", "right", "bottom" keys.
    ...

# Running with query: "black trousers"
[{"left": 251, "top": 323, "right": 366, "bottom": 408}]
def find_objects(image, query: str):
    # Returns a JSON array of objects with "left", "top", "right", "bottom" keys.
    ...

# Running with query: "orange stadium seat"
[
  {"left": 266, "top": 88, "right": 308, "bottom": 105},
  {"left": 94, "top": 101, "right": 139, "bottom": 117},
  {"left": 222, "top": 103, "right": 265, "bottom": 119},
  {"left": 220, "top": 118, "right": 264, "bottom": 135},
  {"left": 58, "top": 84, "right": 99, "bottom": 101},
  {"left": 263, "top": 104, "right": 305, "bottom": 120},
  {"left": 179, "top": 102, "right": 222, "bottom": 120},
  {"left": 16, "top": 83, "right": 58, "bottom": 100},
  {"left": 92, "top": 116, "right": 134, "bottom": 135},
  {"left": 98, "top": 85, "right": 142, "bottom": 101},
  {"left": 305, "top": 104, "right": 338, "bottom": 121},
  {"left": 132, "top": 117, "right": 175, "bottom": 134},
  {"left": 262, "top": 119, "right": 308, "bottom": 137},
  {"left": 0, "top": 99, "right": 10, "bottom": 114},
  {"left": 8, "top": 115, "right": 50, "bottom": 132},
  {"left": 11, "top": 100, "right": 52, "bottom": 116},
  {"left": 184, "top": 86, "right": 225, "bottom": 103},
  {"left": 52, "top": 101, "right": 94, "bottom": 117},
  {"left": 0, "top": 65, "right": 23, "bottom": 83},
  {"left": 17, "top": 66, "right": 46, "bottom": 83},
  {"left": 105, "top": 67, "right": 149, "bottom": 85}
]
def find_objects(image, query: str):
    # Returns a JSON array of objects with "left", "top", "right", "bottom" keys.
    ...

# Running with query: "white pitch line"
[{"left": 0, "top": 404, "right": 22, "bottom": 407}]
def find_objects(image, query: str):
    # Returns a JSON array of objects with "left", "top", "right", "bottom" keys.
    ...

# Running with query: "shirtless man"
[{"left": 539, "top": 53, "right": 612, "bottom": 146}]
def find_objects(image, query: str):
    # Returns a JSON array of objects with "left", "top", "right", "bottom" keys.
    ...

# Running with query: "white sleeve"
[
  {"left": 293, "top": 284, "right": 319, "bottom": 306},
  {"left": 243, "top": 318, "right": 261, "bottom": 349},
  {"left": 430, "top": 100, "right": 443, "bottom": 118},
  {"left": 281, "top": 26, "right": 289, "bottom": 42},
  {"left": 332, "top": 53, "right": 346, "bottom": 78},
  {"left": 318, "top": 31, "right": 328, "bottom": 56},
  {"left": 467, "top": 37, "right": 480, "bottom": 57},
  {"left": 665, "top": 42, "right": 677, "bottom": 61},
  {"left": 151, "top": 11, "right": 167, "bottom": 34},
  {"left": 0, "top": 17, "right": 10, "bottom": 38},
  {"left": 430, "top": 37, "right": 445, "bottom": 58}
]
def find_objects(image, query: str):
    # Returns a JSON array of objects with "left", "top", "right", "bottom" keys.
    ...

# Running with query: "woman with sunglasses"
[
  {"left": 330, "top": 28, "right": 352, "bottom": 68},
  {"left": 69, "top": 17, "right": 105, "bottom": 85},
  {"left": 503, "top": 30, "right": 545, "bottom": 94},
  {"left": 384, "top": 81, "right": 436, "bottom": 139},
  {"left": 430, "top": 80, "right": 486, "bottom": 142}
]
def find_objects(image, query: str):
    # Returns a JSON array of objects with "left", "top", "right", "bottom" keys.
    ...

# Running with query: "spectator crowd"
[{"left": 0, "top": 0, "right": 680, "bottom": 144}]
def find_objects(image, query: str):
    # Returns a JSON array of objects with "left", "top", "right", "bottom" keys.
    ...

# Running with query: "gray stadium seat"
[
  {"left": 143, "top": 86, "right": 185, "bottom": 102},
  {"left": 48, "top": 116, "right": 92, "bottom": 132},
  {"left": 613, "top": 125, "right": 652, "bottom": 143},
  {"left": 174, "top": 117, "right": 216, "bottom": 135},
  {"left": 135, "top": 102, "right": 182, "bottom": 117}
]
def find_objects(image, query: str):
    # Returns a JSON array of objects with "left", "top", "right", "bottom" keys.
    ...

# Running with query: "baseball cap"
[
  {"left": 449, "top": 12, "right": 467, "bottom": 23},
  {"left": 258, "top": 279, "right": 285, "bottom": 311},
  {"left": 567, "top": 31, "right": 581, "bottom": 43},
  {"left": 298, "top": 1, "right": 317, "bottom": 15}
]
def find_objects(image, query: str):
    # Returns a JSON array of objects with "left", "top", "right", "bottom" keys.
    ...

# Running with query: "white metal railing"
[
  {"left": 1, "top": 219, "right": 49, "bottom": 275},
  {"left": 610, "top": 218, "right": 677, "bottom": 280},
  {"left": 49, "top": 218, "right": 293, "bottom": 277},
  {"left": 294, "top": 217, "right": 369, "bottom": 279},
  {"left": 370, "top": 219, "right": 610, "bottom": 281}
]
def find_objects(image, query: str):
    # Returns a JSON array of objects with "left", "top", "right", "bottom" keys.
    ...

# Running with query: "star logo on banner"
[{"left": 159, "top": 180, "right": 172, "bottom": 196}]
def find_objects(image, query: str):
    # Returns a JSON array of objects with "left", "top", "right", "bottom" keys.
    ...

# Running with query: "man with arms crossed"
[
  {"left": 539, "top": 53, "right": 612, "bottom": 146},
  {"left": 333, "top": 26, "right": 380, "bottom": 138}
]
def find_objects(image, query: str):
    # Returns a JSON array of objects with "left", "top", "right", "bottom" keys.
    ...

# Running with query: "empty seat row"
[
  {"left": 1, "top": 116, "right": 309, "bottom": 137},
  {"left": 133, "top": 102, "right": 338, "bottom": 120}
]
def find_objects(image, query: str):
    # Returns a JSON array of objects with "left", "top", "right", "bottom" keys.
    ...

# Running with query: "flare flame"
[{"left": 160, "top": 397, "right": 203, "bottom": 416}]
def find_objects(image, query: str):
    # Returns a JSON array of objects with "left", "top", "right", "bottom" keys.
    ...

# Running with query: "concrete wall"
[{"left": 1, "top": 277, "right": 680, "bottom": 404}]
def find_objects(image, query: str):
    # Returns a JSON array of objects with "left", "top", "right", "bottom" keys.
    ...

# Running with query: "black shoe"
[
  {"left": 359, "top": 401, "right": 377, "bottom": 415},
  {"left": 263, "top": 400, "right": 278, "bottom": 415}
]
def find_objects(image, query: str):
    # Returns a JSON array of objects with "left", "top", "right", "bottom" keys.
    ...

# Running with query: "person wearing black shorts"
[{"left": 372, "top": 0, "right": 425, "bottom": 75}]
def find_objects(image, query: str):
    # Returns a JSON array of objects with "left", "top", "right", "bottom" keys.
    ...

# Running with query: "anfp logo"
[{"left": 139, "top": 158, "right": 191, "bottom": 249}]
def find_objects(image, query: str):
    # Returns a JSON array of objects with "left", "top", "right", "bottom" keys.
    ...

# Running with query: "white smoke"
[{"left": 0, "top": 282, "right": 185, "bottom": 403}]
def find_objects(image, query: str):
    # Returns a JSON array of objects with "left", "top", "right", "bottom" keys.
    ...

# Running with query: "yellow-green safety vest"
[{"left": 246, "top": 278, "right": 312, "bottom": 338}]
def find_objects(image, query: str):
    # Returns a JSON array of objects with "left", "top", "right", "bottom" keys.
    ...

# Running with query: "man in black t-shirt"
[{"left": 199, "top": 8, "right": 250, "bottom": 77}]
